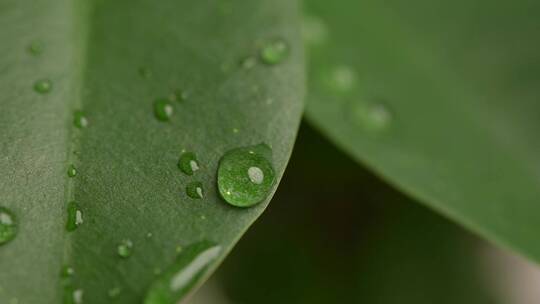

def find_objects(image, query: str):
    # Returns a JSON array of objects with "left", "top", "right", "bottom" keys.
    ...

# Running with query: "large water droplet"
[
  {"left": 217, "top": 144, "right": 275, "bottom": 207},
  {"left": 66, "top": 202, "right": 83, "bottom": 232},
  {"left": 260, "top": 39, "right": 289, "bottom": 65},
  {"left": 117, "top": 239, "right": 134, "bottom": 258},
  {"left": 0, "top": 207, "right": 17, "bottom": 246},
  {"left": 186, "top": 182, "right": 204, "bottom": 199},
  {"left": 67, "top": 164, "right": 77, "bottom": 177},
  {"left": 154, "top": 99, "right": 174, "bottom": 122},
  {"left": 73, "top": 111, "right": 88, "bottom": 128},
  {"left": 178, "top": 152, "right": 199, "bottom": 176},
  {"left": 350, "top": 101, "right": 393, "bottom": 131},
  {"left": 34, "top": 79, "right": 52, "bottom": 94},
  {"left": 143, "top": 242, "right": 222, "bottom": 304}
]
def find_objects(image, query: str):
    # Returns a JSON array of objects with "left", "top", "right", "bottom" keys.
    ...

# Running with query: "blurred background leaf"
[
  {"left": 303, "top": 0, "right": 540, "bottom": 263},
  {"left": 188, "top": 124, "right": 539, "bottom": 304}
]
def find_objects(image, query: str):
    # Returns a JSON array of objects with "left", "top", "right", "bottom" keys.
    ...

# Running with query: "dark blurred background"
[{"left": 187, "top": 122, "right": 540, "bottom": 304}]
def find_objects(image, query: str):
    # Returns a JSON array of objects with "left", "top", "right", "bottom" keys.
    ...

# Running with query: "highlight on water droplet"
[
  {"left": 34, "top": 79, "right": 52, "bottom": 94},
  {"left": 178, "top": 152, "right": 199, "bottom": 176},
  {"left": 259, "top": 38, "right": 289, "bottom": 65},
  {"left": 28, "top": 41, "right": 44, "bottom": 56},
  {"left": 66, "top": 201, "right": 83, "bottom": 232},
  {"left": 154, "top": 98, "right": 174, "bottom": 122},
  {"left": 73, "top": 289, "right": 83, "bottom": 304},
  {"left": 186, "top": 182, "right": 204, "bottom": 199},
  {"left": 217, "top": 144, "right": 276, "bottom": 207},
  {"left": 350, "top": 100, "right": 393, "bottom": 131},
  {"left": 143, "top": 242, "right": 222, "bottom": 304},
  {"left": 73, "top": 110, "right": 88, "bottom": 128},
  {"left": 67, "top": 164, "right": 77, "bottom": 177},
  {"left": 117, "top": 239, "right": 134, "bottom": 258},
  {"left": 61, "top": 265, "right": 75, "bottom": 278},
  {"left": 0, "top": 207, "right": 17, "bottom": 246}
]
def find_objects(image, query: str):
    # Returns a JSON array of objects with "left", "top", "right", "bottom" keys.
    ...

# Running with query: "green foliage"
[
  {"left": 305, "top": 0, "right": 540, "bottom": 263},
  {"left": 0, "top": 0, "right": 303, "bottom": 303}
]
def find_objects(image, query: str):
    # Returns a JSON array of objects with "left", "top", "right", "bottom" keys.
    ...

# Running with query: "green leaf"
[
  {"left": 0, "top": 0, "right": 304, "bottom": 303},
  {"left": 304, "top": 0, "right": 540, "bottom": 262}
]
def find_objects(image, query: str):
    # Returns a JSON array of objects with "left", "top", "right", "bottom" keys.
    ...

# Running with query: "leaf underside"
[{"left": 0, "top": 0, "right": 304, "bottom": 303}]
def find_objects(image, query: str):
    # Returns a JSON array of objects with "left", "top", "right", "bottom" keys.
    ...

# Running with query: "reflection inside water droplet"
[{"left": 143, "top": 242, "right": 222, "bottom": 304}]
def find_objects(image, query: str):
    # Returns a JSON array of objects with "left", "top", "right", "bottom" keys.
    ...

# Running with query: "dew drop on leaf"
[
  {"left": 170, "top": 89, "right": 188, "bottom": 103},
  {"left": 0, "top": 207, "right": 17, "bottom": 246},
  {"left": 217, "top": 144, "right": 276, "bottom": 207},
  {"left": 154, "top": 99, "right": 174, "bottom": 121},
  {"left": 259, "top": 38, "right": 289, "bottom": 65},
  {"left": 72, "top": 289, "right": 83, "bottom": 304},
  {"left": 34, "top": 79, "right": 52, "bottom": 94},
  {"left": 186, "top": 182, "right": 204, "bottom": 199},
  {"left": 28, "top": 41, "right": 43, "bottom": 56},
  {"left": 67, "top": 164, "right": 77, "bottom": 177},
  {"left": 350, "top": 101, "right": 393, "bottom": 131},
  {"left": 73, "top": 111, "right": 88, "bottom": 128},
  {"left": 143, "top": 242, "right": 222, "bottom": 304},
  {"left": 61, "top": 265, "right": 75, "bottom": 278},
  {"left": 117, "top": 239, "right": 134, "bottom": 258},
  {"left": 178, "top": 152, "right": 199, "bottom": 176},
  {"left": 329, "top": 65, "right": 357, "bottom": 92},
  {"left": 66, "top": 201, "right": 83, "bottom": 232}
]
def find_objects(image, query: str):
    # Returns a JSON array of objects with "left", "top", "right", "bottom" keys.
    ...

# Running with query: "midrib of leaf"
[{"left": 61, "top": 0, "right": 94, "bottom": 294}]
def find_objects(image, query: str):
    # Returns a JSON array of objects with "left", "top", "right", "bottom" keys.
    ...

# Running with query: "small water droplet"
[
  {"left": 350, "top": 101, "right": 393, "bottom": 131},
  {"left": 61, "top": 265, "right": 75, "bottom": 278},
  {"left": 186, "top": 182, "right": 204, "bottom": 199},
  {"left": 178, "top": 152, "right": 199, "bottom": 175},
  {"left": 329, "top": 65, "right": 357, "bottom": 92},
  {"left": 217, "top": 144, "right": 275, "bottom": 207},
  {"left": 143, "top": 242, "right": 222, "bottom": 304},
  {"left": 154, "top": 99, "right": 174, "bottom": 121},
  {"left": 139, "top": 67, "right": 152, "bottom": 79},
  {"left": 117, "top": 239, "right": 134, "bottom": 258},
  {"left": 240, "top": 56, "right": 257, "bottom": 69},
  {"left": 0, "top": 207, "right": 17, "bottom": 246},
  {"left": 67, "top": 164, "right": 77, "bottom": 177},
  {"left": 66, "top": 201, "right": 83, "bottom": 232},
  {"left": 108, "top": 287, "right": 121, "bottom": 299},
  {"left": 73, "top": 111, "right": 88, "bottom": 128},
  {"left": 259, "top": 39, "right": 289, "bottom": 65},
  {"left": 147, "top": 232, "right": 153, "bottom": 238},
  {"left": 302, "top": 15, "right": 328, "bottom": 45},
  {"left": 175, "top": 245, "right": 183, "bottom": 253},
  {"left": 232, "top": 128, "right": 239, "bottom": 134},
  {"left": 28, "top": 41, "right": 44, "bottom": 56},
  {"left": 34, "top": 79, "right": 52, "bottom": 94},
  {"left": 170, "top": 89, "right": 188, "bottom": 103}
]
